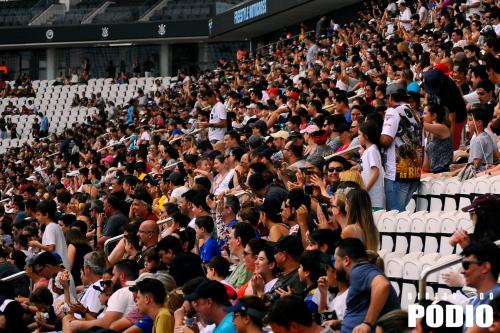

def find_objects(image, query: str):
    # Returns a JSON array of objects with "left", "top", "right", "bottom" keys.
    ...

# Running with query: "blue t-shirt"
[
  {"left": 213, "top": 312, "right": 237, "bottom": 333},
  {"left": 200, "top": 237, "right": 221, "bottom": 263},
  {"left": 40, "top": 116, "right": 48, "bottom": 131},
  {"left": 134, "top": 315, "right": 153, "bottom": 333},
  {"left": 127, "top": 106, "right": 134, "bottom": 124},
  {"left": 341, "top": 262, "right": 400, "bottom": 333},
  {"left": 464, "top": 284, "right": 500, "bottom": 332}
]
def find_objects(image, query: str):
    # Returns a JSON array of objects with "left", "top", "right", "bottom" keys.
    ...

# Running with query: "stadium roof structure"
[
  {"left": 0, "top": 20, "right": 208, "bottom": 50},
  {"left": 208, "top": 0, "right": 361, "bottom": 41}
]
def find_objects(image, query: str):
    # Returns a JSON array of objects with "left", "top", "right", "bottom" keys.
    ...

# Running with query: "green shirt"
[{"left": 226, "top": 261, "right": 253, "bottom": 289}]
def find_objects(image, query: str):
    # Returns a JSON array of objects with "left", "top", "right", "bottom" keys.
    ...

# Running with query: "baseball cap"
[
  {"left": 255, "top": 147, "right": 276, "bottom": 159},
  {"left": 385, "top": 82, "right": 406, "bottom": 95},
  {"left": 288, "top": 91, "right": 299, "bottom": 100},
  {"left": 185, "top": 280, "right": 231, "bottom": 306},
  {"left": 224, "top": 299, "right": 266, "bottom": 320},
  {"left": 462, "top": 194, "right": 500, "bottom": 212},
  {"left": 407, "top": 82, "right": 420, "bottom": 94},
  {"left": 423, "top": 69, "right": 443, "bottom": 94},
  {"left": 249, "top": 120, "right": 268, "bottom": 135},
  {"left": 300, "top": 124, "right": 320, "bottom": 134},
  {"left": 311, "top": 130, "right": 328, "bottom": 145},
  {"left": 267, "top": 87, "right": 279, "bottom": 95},
  {"left": 101, "top": 155, "right": 115, "bottom": 164},
  {"left": 270, "top": 130, "right": 289, "bottom": 140},
  {"left": 248, "top": 135, "right": 263, "bottom": 148}
]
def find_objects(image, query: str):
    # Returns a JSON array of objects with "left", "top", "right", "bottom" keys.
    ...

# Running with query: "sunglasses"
[
  {"left": 462, "top": 260, "right": 483, "bottom": 270},
  {"left": 328, "top": 167, "right": 344, "bottom": 173},
  {"left": 100, "top": 280, "right": 113, "bottom": 288}
]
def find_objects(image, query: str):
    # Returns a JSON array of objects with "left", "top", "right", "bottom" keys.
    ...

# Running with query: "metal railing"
[
  {"left": 418, "top": 239, "right": 500, "bottom": 303},
  {"left": 103, "top": 217, "right": 173, "bottom": 256},
  {"left": 1, "top": 270, "right": 27, "bottom": 282}
]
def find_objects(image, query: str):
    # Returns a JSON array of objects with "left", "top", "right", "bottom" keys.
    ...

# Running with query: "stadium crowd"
[{"left": 0, "top": 0, "right": 500, "bottom": 332}]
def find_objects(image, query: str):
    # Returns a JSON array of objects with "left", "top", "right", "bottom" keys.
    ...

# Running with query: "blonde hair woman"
[
  {"left": 341, "top": 188, "right": 379, "bottom": 251},
  {"left": 339, "top": 170, "right": 366, "bottom": 189}
]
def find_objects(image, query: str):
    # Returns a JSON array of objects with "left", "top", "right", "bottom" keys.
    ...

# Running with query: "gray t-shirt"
[
  {"left": 306, "top": 44, "right": 319, "bottom": 67},
  {"left": 469, "top": 132, "right": 495, "bottom": 170},
  {"left": 103, "top": 212, "right": 128, "bottom": 237}
]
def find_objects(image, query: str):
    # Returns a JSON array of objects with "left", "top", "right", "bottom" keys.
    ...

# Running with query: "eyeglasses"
[
  {"left": 328, "top": 167, "right": 344, "bottom": 173},
  {"left": 462, "top": 260, "right": 483, "bottom": 270},
  {"left": 243, "top": 250, "right": 256, "bottom": 257}
]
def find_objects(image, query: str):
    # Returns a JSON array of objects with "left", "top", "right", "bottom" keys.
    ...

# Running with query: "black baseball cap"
[{"left": 185, "top": 280, "right": 231, "bottom": 306}]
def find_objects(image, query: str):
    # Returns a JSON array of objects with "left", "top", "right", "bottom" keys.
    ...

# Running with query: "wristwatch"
[{"left": 363, "top": 321, "right": 374, "bottom": 329}]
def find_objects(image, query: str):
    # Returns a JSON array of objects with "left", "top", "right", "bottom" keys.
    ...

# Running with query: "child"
[
  {"left": 143, "top": 250, "right": 160, "bottom": 274},
  {"left": 29, "top": 286, "right": 61, "bottom": 333},
  {"left": 358, "top": 121, "right": 385, "bottom": 210},
  {"left": 315, "top": 255, "right": 349, "bottom": 322},
  {"left": 298, "top": 250, "right": 326, "bottom": 314},
  {"left": 467, "top": 107, "right": 497, "bottom": 171},
  {"left": 194, "top": 215, "right": 220, "bottom": 263},
  {"left": 206, "top": 255, "right": 237, "bottom": 299}
]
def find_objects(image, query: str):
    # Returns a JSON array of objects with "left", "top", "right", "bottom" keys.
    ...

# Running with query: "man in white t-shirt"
[
  {"left": 397, "top": 0, "right": 413, "bottom": 31},
  {"left": 66, "top": 259, "right": 139, "bottom": 331},
  {"left": 76, "top": 252, "right": 106, "bottom": 317},
  {"left": 29, "top": 200, "right": 69, "bottom": 269},
  {"left": 380, "top": 83, "right": 423, "bottom": 212},
  {"left": 460, "top": 0, "right": 481, "bottom": 20},
  {"left": 199, "top": 89, "right": 227, "bottom": 143}
]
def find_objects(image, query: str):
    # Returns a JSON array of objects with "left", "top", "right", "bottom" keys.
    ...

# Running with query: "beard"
[{"left": 335, "top": 267, "right": 349, "bottom": 283}]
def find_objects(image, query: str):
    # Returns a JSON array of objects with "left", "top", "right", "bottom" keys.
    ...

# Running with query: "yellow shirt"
[
  {"left": 156, "top": 195, "right": 167, "bottom": 210},
  {"left": 154, "top": 308, "right": 174, "bottom": 333}
]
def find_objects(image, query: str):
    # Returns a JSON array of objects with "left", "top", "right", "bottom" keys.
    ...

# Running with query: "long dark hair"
[{"left": 471, "top": 208, "right": 500, "bottom": 244}]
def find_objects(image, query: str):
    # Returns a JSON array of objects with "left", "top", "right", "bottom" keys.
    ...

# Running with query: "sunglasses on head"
[{"left": 462, "top": 260, "right": 483, "bottom": 270}]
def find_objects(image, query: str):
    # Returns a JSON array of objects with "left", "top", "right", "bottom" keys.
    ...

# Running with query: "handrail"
[
  {"left": 1, "top": 270, "right": 27, "bottom": 282},
  {"left": 104, "top": 217, "right": 173, "bottom": 256},
  {"left": 418, "top": 239, "right": 500, "bottom": 304}
]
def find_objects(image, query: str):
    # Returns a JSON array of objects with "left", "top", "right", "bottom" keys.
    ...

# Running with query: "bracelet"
[{"left": 363, "top": 322, "right": 374, "bottom": 329}]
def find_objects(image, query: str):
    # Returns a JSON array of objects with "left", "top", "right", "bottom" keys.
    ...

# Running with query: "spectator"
[
  {"left": 30, "top": 200, "right": 70, "bottom": 269},
  {"left": 375, "top": 310, "right": 411, "bottom": 333},
  {"left": 422, "top": 104, "right": 453, "bottom": 173},
  {"left": 195, "top": 215, "right": 221, "bottom": 263},
  {"left": 66, "top": 259, "right": 139, "bottom": 331},
  {"left": 460, "top": 242, "right": 500, "bottom": 331},
  {"left": 66, "top": 229, "right": 92, "bottom": 286},
  {"left": 380, "top": 83, "right": 423, "bottom": 212},
  {"left": 466, "top": 106, "right": 497, "bottom": 171},
  {"left": 227, "top": 296, "right": 266, "bottom": 333},
  {"left": 334, "top": 238, "right": 399, "bottom": 333},
  {"left": 267, "top": 295, "right": 324, "bottom": 333},
  {"left": 341, "top": 188, "right": 380, "bottom": 252},
  {"left": 358, "top": 121, "right": 385, "bottom": 210},
  {"left": 226, "top": 223, "right": 256, "bottom": 289},
  {"left": 267, "top": 235, "right": 305, "bottom": 301},
  {"left": 186, "top": 280, "right": 236, "bottom": 333},
  {"left": 133, "top": 278, "right": 174, "bottom": 333}
]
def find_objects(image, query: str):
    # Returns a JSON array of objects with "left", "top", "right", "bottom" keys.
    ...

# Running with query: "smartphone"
[{"left": 304, "top": 184, "right": 314, "bottom": 196}]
